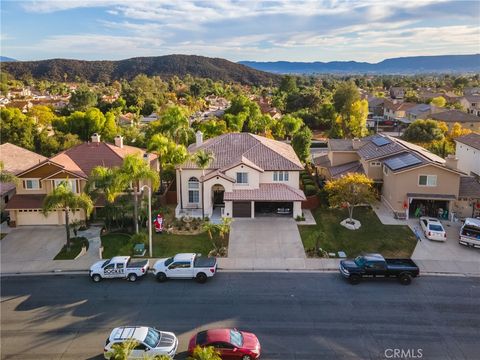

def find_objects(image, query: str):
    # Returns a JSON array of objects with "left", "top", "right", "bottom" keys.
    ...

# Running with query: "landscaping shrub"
[
  {"left": 131, "top": 232, "right": 148, "bottom": 246},
  {"left": 54, "top": 237, "right": 89, "bottom": 260},
  {"left": 303, "top": 179, "right": 314, "bottom": 186},
  {"left": 304, "top": 184, "right": 317, "bottom": 196}
]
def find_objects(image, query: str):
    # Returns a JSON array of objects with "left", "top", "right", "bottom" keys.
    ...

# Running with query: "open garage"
[{"left": 255, "top": 201, "right": 293, "bottom": 217}]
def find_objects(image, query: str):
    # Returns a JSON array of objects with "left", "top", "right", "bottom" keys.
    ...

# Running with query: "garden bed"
[{"left": 54, "top": 237, "right": 89, "bottom": 260}]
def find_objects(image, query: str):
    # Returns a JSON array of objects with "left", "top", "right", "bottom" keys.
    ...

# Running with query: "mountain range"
[{"left": 239, "top": 54, "right": 480, "bottom": 74}]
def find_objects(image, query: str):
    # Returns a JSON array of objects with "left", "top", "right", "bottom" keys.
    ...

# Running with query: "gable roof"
[
  {"left": 185, "top": 132, "right": 303, "bottom": 171},
  {"left": 459, "top": 176, "right": 480, "bottom": 198},
  {"left": 455, "top": 132, "right": 480, "bottom": 150},
  {"left": 328, "top": 161, "right": 365, "bottom": 179},
  {"left": 357, "top": 136, "right": 405, "bottom": 160},
  {"left": 431, "top": 110, "right": 480, "bottom": 123}
]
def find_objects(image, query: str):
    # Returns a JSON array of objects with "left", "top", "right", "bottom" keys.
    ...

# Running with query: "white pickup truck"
[
  {"left": 90, "top": 256, "right": 149, "bottom": 282},
  {"left": 153, "top": 253, "right": 217, "bottom": 283}
]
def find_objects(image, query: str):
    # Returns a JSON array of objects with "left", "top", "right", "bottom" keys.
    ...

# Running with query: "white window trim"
[
  {"left": 371, "top": 162, "right": 382, "bottom": 167},
  {"left": 418, "top": 174, "right": 437, "bottom": 187},
  {"left": 24, "top": 178, "right": 40, "bottom": 190},
  {"left": 273, "top": 171, "right": 289, "bottom": 182},
  {"left": 236, "top": 172, "right": 248, "bottom": 185},
  {"left": 187, "top": 177, "right": 200, "bottom": 204}
]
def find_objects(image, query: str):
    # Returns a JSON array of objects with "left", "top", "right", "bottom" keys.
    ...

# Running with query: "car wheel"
[
  {"left": 196, "top": 272, "right": 207, "bottom": 284},
  {"left": 128, "top": 273, "right": 138, "bottom": 282},
  {"left": 91, "top": 274, "right": 102, "bottom": 283},
  {"left": 398, "top": 273, "right": 412, "bottom": 285},
  {"left": 242, "top": 356, "right": 252, "bottom": 360},
  {"left": 349, "top": 274, "right": 361, "bottom": 285},
  {"left": 156, "top": 272, "right": 167, "bottom": 282}
]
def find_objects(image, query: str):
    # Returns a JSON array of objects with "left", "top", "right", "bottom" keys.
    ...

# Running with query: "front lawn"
[
  {"left": 101, "top": 231, "right": 215, "bottom": 258},
  {"left": 54, "top": 237, "right": 89, "bottom": 260},
  {"left": 299, "top": 206, "right": 416, "bottom": 258}
]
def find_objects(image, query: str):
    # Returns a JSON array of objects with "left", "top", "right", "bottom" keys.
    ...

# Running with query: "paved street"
[{"left": 1, "top": 273, "right": 479, "bottom": 360}]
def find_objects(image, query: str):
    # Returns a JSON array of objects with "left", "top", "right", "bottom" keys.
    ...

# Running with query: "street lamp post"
[{"left": 141, "top": 185, "right": 153, "bottom": 258}]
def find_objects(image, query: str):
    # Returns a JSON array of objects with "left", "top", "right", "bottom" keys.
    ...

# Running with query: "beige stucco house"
[
  {"left": 6, "top": 134, "right": 158, "bottom": 226},
  {"left": 315, "top": 134, "right": 480, "bottom": 220},
  {"left": 176, "top": 132, "right": 305, "bottom": 220}
]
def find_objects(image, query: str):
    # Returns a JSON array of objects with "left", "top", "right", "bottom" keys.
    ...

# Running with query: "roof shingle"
[{"left": 224, "top": 183, "right": 306, "bottom": 201}]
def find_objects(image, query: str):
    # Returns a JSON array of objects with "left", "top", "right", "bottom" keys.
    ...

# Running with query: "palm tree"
[
  {"left": 105, "top": 339, "right": 138, "bottom": 360},
  {"left": 218, "top": 217, "right": 232, "bottom": 240},
  {"left": 0, "top": 161, "right": 18, "bottom": 184},
  {"left": 43, "top": 181, "right": 93, "bottom": 251},
  {"left": 118, "top": 154, "right": 160, "bottom": 233},
  {"left": 194, "top": 150, "right": 215, "bottom": 219},
  {"left": 147, "top": 134, "right": 170, "bottom": 193},
  {"left": 187, "top": 345, "right": 222, "bottom": 360},
  {"left": 202, "top": 221, "right": 218, "bottom": 240}
]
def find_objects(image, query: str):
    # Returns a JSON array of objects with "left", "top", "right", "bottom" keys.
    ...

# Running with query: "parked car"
[
  {"left": 339, "top": 253, "right": 420, "bottom": 285},
  {"left": 90, "top": 256, "right": 149, "bottom": 282},
  {"left": 188, "top": 328, "right": 261, "bottom": 360},
  {"left": 153, "top": 253, "right": 217, "bottom": 283},
  {"left": 459, "top": 218, "right": 480, "bottom": 248},
  {"left": 419, "top": 217, "right": 447, "bottom": 241},
  {"left": 104, "top": 326, "right": 177, "bottom": 359}
]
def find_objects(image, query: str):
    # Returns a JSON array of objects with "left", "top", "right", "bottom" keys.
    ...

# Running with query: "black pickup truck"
[{"left": 339, "top": 253, "right": 419, "bottom": 285}]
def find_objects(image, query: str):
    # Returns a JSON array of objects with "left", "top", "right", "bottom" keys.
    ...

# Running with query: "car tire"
[
  {"left": 128, "top": 273, "right": 138, "bottom": 282},
  {"left": 196, "top": 272, "right": 207, "bottom": 284},
  {"left": 349, "top": 274, "right": 361, "bottom": 285},
  {"left": 91, "top": 274, "right": 102, "bottom": 282},
  {"left": 398, "top": 273, "right": 412, "bottom": 285},
  {"left": 242, "top": 356, "right": 252, "bottom": 360},
  {"left": 156, "top": 272, "right": 167, "bottom": 282}
]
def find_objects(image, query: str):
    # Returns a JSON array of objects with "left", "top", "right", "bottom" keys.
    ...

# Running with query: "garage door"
[
  {"left": 233, "top": 201, "right": 251, "bottom": 217},
  {"left": 16, "top": 210, "right": 60, "bottom": 225}
]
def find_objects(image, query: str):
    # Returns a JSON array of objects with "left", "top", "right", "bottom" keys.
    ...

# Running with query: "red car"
[{"left": 188, "top": 328, "right": 261, "bottom": 359}]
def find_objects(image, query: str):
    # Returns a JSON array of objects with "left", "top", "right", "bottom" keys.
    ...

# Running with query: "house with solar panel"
[{"left": 314, "top": 134, "right": 480, "bottom": 220}]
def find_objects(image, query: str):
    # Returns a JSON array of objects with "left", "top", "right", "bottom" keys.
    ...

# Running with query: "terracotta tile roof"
[
  {"left": 328, "top": 139, "right": 355, "bottom": 151},
  {"left": 459, "top": 177, "right": 480, "bottom": 198},
  {"left": 431, "top": 110, "right": 480, "bottom": 123},
  {"left": 201, "top": 170, "right": 235, "bottom": 183},
  {"left": 455, "top": 132, "right": 480, "bottom": 150},
  {"left": 328, "top": 161, "right": 365, "bottom": 179},
  {"left": 313, "top": 154, "right": 331, "bottom": 167},
  {"left": 224, "top": 183, "right": 306, "bottom": 201},
  {"left": 186, "top": 133, "right": 303, "bottom": 171},
  {"left": 5, "top": 194, "right": 46, "bottom": 210}
]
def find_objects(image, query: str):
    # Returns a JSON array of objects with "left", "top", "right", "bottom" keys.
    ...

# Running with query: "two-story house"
[
  {"left": 455, "top": 133, "right": 480, "bottom": 178},
  {"left": 389, "top": 87, "right": 405, "bottom": 99},
  {"left": 176, "top": 132, "right": 305, "bottom": 219},
  {"left": 459, "top": 95, "right": 480, "bottom": 117},
  {"left": 316, "top": 134, "right": 479, "bottom": 220},
  {"left": 383, "top": 100, "right": 417, "bottom": 122},
  {"left": 405, "top": 104, "right": 442, "bottom": 122},
  {"left": 5, "top": 134, "right": 158, "bottom": 226}
]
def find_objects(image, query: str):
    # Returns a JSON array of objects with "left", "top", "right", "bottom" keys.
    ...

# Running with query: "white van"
[{"left": 459, "top": 218, "right": 480, "bottom": 248}]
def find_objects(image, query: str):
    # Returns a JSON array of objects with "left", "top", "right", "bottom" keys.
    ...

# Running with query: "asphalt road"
[{"left": 1, "top": 273, "right": 479, "bottom": 360}]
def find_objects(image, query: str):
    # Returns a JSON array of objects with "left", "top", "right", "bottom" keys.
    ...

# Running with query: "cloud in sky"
[{"left": 1, "top": 0, "right": 479, "bottom": 61}]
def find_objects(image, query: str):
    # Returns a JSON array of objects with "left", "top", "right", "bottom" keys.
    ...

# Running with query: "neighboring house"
[
  {"left": 430, "top": 110, "right": 480, "bottom": 132},
  {"left": 316, "top": 134, "right": 478, "bottom": 219},
  {"left": 417, "top": 89, "right": 459, "bottom": 103},
  {"left": 405, "top": 104, "right": 442, "bottom": 122},
  {"left": 368, "top": 97, "right": 385, "bottom": 118},
  {"left": 256, "top": 97, "right": 282, "bottom": 120},
  {"left": 140, "top": 112, "right": 159, "bottom": 124},
  {"left": 176, "top": 132, "right": 305, "bottom": 219},
  {"left": 383, "top": 100, "right": 417, "bottom": 122},
  {"left": 464, "top": 87, "right": 480, "bottom": 96},
  {"left": 5, "top": 134, "right": 158, "bottom": 227},
  {"left": 455, "top": 132, "right": 480, "bottom": 178},
  {"left": 389, "top": 87, "right": 405, "bottom": 99},
  {"left": 459, "top": 95, "right": 480, "bottom": 117},
  {"left": 0, "top": 143, "right": 47, "bottom": 215}
]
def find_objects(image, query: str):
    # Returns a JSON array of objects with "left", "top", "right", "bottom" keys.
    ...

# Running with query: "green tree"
[
  {"left": 333, "top": 81, "right": 362, "bottom": 137},
  {"left": 194, "top": 150, "right": 215, "bottom": 219},
  {"left": 69, "top": 85, "right": 98, "bottom": 111},
  {"left": 281, "top": 114, "right": 304, "bottom": 139},
  {"left": 102, "top": 112, "right": 118, "bottom": 142},
  {"left": 148, "top": 134, "right": 172, "bottom": 193},
  {"left": 324, "top": 173, "right": 376, "bottom": 223},
  {"left": 28, "top": 105, "right": 57, "bottom": 127},
  {"left": 0, "top": 108, "right": 36, "bottom": 150},
  {"left": 42, "top": 181, "right": 93, "bottom": 251},
  {"left": 292, "top": 126, "right": 312, "bottom": 163},
  {"left": 279, "top": 75, "right": 298, "bottom": 93},
  {"left": 196, "top": 119, "right": 227, "bottom": 139},
  {"left": 0, "top": 161, "right": 18, "bottom": 184},
  {"left": 403, "top": 119, "right": 445, "bottom": 143},
  {"left": 430, "top": 96, "right": 446, "bottom": 108},
  {"left": 187, "top": 345, "right": 222, "bottom": 360},
  {"left": 346, "top": 99, "right": 368, "bottom": 138}
]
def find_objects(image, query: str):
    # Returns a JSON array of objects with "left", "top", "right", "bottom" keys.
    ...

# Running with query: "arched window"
[{"left": 188, "top": 177, "right": 199, "bottom": 203}]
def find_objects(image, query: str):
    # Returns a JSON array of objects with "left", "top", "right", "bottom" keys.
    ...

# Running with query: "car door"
[
  {"left": 116, "top": 263, "right": 125, "bottom": 278},
  {"left": 420, "top": 219, "right": 428, "bottom": 234},
  {"left": 209, "top": 342, "right": 236, "bottom": 359},
  {"left": 364, "top": 261, "right": 385, "bottom": 277},
  {"left": 129, "top": 342, "right": 150, "bottom": 359},
  {"left": 102, "top": 263, "right": 116, "bottom": 278}
]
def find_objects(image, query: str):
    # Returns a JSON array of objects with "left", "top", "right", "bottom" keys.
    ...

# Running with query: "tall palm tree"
[
  {"left": 0, "top": 161, "right": 18, "bottom": 184},
  {"left": 43, "top": 181, "right": 93, "bottom": 251},
  {"left": 194, "top": 150, "right": 215, "bottom": 219},
  {"left": 147, "top": 134, "right": 170, "bottom": 193},
  {"left": 118, "top": 154, "right": 160, "bottom": 233}
]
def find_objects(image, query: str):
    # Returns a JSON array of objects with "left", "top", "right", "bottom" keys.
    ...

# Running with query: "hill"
[
  {"left": 239, "top": 54, "right": 480, "bottom": 74},
  {"left": 0, "top": 56, "right": 17, "bottom": 62},
  {"left": 0, "top": 55, "right": 279, "bottom": 85}
]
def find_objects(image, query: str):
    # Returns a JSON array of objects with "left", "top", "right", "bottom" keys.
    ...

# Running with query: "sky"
[{"left": 1, "top": 0, "right": 479, "bottom": 63}]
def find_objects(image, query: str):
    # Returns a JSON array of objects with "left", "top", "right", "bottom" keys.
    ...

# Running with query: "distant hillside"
[
  {"left": 239, "top": 54, "right": 480, "bottom": 74},
  {"left": 0, "top": 55, "right": 279, "bottom": 85},
  {"left": 0, "top": 56, "right": 17, "bottom": 62}
]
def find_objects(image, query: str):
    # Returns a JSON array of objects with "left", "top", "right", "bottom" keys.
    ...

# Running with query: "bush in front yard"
[
  {"left": 131, "top": 232, "right": 148, "bottom": 246},
  {"left": 304, "top": 184, "right": 317, "bottom": 196},
  {"left": 54, "top": 237, "right": 89, "bottom": 260}
]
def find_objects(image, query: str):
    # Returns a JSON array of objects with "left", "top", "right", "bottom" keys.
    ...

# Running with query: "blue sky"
[{"left": 1, "top": 0, "right": 479, "bottom": 62}]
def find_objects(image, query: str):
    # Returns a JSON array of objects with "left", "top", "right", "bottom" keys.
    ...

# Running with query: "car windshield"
[
  {"left": 429, "top": 224, "right": 443, "bottom": 231},
  {"left": 144, "top": 328, "right": 161, "bottom": 348},
  {"left": 354, "top": 256, "right": 366, "bottom": 266},
  {"left": 229, "top": 330, "right": 243, "bottom": 347},
  {"left": 102, "top": 260, "right": 110, "bottom": 267},
  {"left": 164, "top": 257, "right": 174, "bottom": 266}
]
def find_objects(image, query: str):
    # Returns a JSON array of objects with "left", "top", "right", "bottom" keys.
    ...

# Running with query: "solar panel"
[
  {"left": 372, "top": 137, "right": 391, "bottom": 147},
  {"left": 384, "top": 153, "right": 422, "bottom": 171}
]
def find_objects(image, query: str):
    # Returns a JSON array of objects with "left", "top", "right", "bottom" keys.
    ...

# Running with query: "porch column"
[{"left": 251, "top": 201, "right": 255, "bottom": 219}]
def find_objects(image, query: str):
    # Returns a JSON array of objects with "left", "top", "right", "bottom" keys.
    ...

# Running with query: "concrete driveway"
[{"left": 0, "top": 226, "right": 65, "bottom": 273}]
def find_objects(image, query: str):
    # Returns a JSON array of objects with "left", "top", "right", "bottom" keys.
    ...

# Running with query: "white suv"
[
  {"left": 104, "top": 326, "right": 178, "bottom": 359},
  {"left": 420, "top": 217, "right": 447, "bottom": 241}
]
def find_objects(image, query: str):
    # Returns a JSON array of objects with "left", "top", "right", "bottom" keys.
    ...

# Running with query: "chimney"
[
  {"left": 114, "top": 135, "right": 123, "bottom": 148},
  {"left": 445, "top": 154, "right": 458, "bottom": 170},
  {"left": 196, "top": 130, "right": 203, "bottom": 147},
  {"left": 91, "top": 133, "right": 101, "bottom": 143},
  {"left": 352, "top": 138, "right": 363, "bottom": 150}
]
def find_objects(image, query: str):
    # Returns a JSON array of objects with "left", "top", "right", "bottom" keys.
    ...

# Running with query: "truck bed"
[
  {"left": 385, "top": 258, "right": 417, "bottom": 268},
  {"left": 194, "top": 256, "right": 216, "bottom": 268},
  {"left": 126, "top": 259, "right": 149, "bottom": 268}
]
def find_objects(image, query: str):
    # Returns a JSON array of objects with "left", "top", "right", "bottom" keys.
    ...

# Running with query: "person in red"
[{"left": 153, "top": 213, "right": 163, "bottom": 233}]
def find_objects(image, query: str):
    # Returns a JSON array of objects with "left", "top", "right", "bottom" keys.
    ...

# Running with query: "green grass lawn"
[
  {"left": 54, "top": 237, "right": 89, "bottom": 260},
  {"left": 299, "top": 206, "right": 417, "bottom": 258},
  {"left": 101, "top": 232, "right": 214, "bottom": 258}
]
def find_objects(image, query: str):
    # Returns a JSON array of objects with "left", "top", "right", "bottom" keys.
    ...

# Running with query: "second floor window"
[
  {"left": 419, "top": 175, "right": 437, "bottom": 187},
  {"left": 273, "top": 171, "right": 289, "bottom": 181},
  {"left": 236, "top": 172, "right": 248, "bottom": 185},
  {"left": 25, "top": 179, "right": 40, "bottom": 190},
  {"left": 370, "top": 162, "right": 382, "bottom": 167},
  {"left": 54, "top": 179, "right": 78, "bottom": 193}
]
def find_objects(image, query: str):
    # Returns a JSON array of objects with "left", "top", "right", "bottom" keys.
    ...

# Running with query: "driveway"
[
  {"left": 0, "top": 226, "right": 65, "bottom": 273},
  {"left": 228, "top": 218, "right": 306, "bottom": 269}
]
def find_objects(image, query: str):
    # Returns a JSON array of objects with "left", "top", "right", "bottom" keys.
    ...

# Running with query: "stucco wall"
[
  {"left": 293, "top": 201, "right": 302, "bottom": 217},
  {"left": 328, "top": 151, "right": 359, "bottom": 166},
  {"left": 456, "top": 142, "right": 480, "bottom": 176},
  {"left": 259, "top": 171, "right": 300, "bottom": 189},
  {"left": 225, "top": 165, "right": 261, "bottom": 190},
  {"left": 362, "top": 160, "right": 383, "bottom": 180}
]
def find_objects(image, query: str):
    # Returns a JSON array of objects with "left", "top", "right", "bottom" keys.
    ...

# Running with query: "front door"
[{"left": 213, "top": 190, "right": 224, "bottom": 205}]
